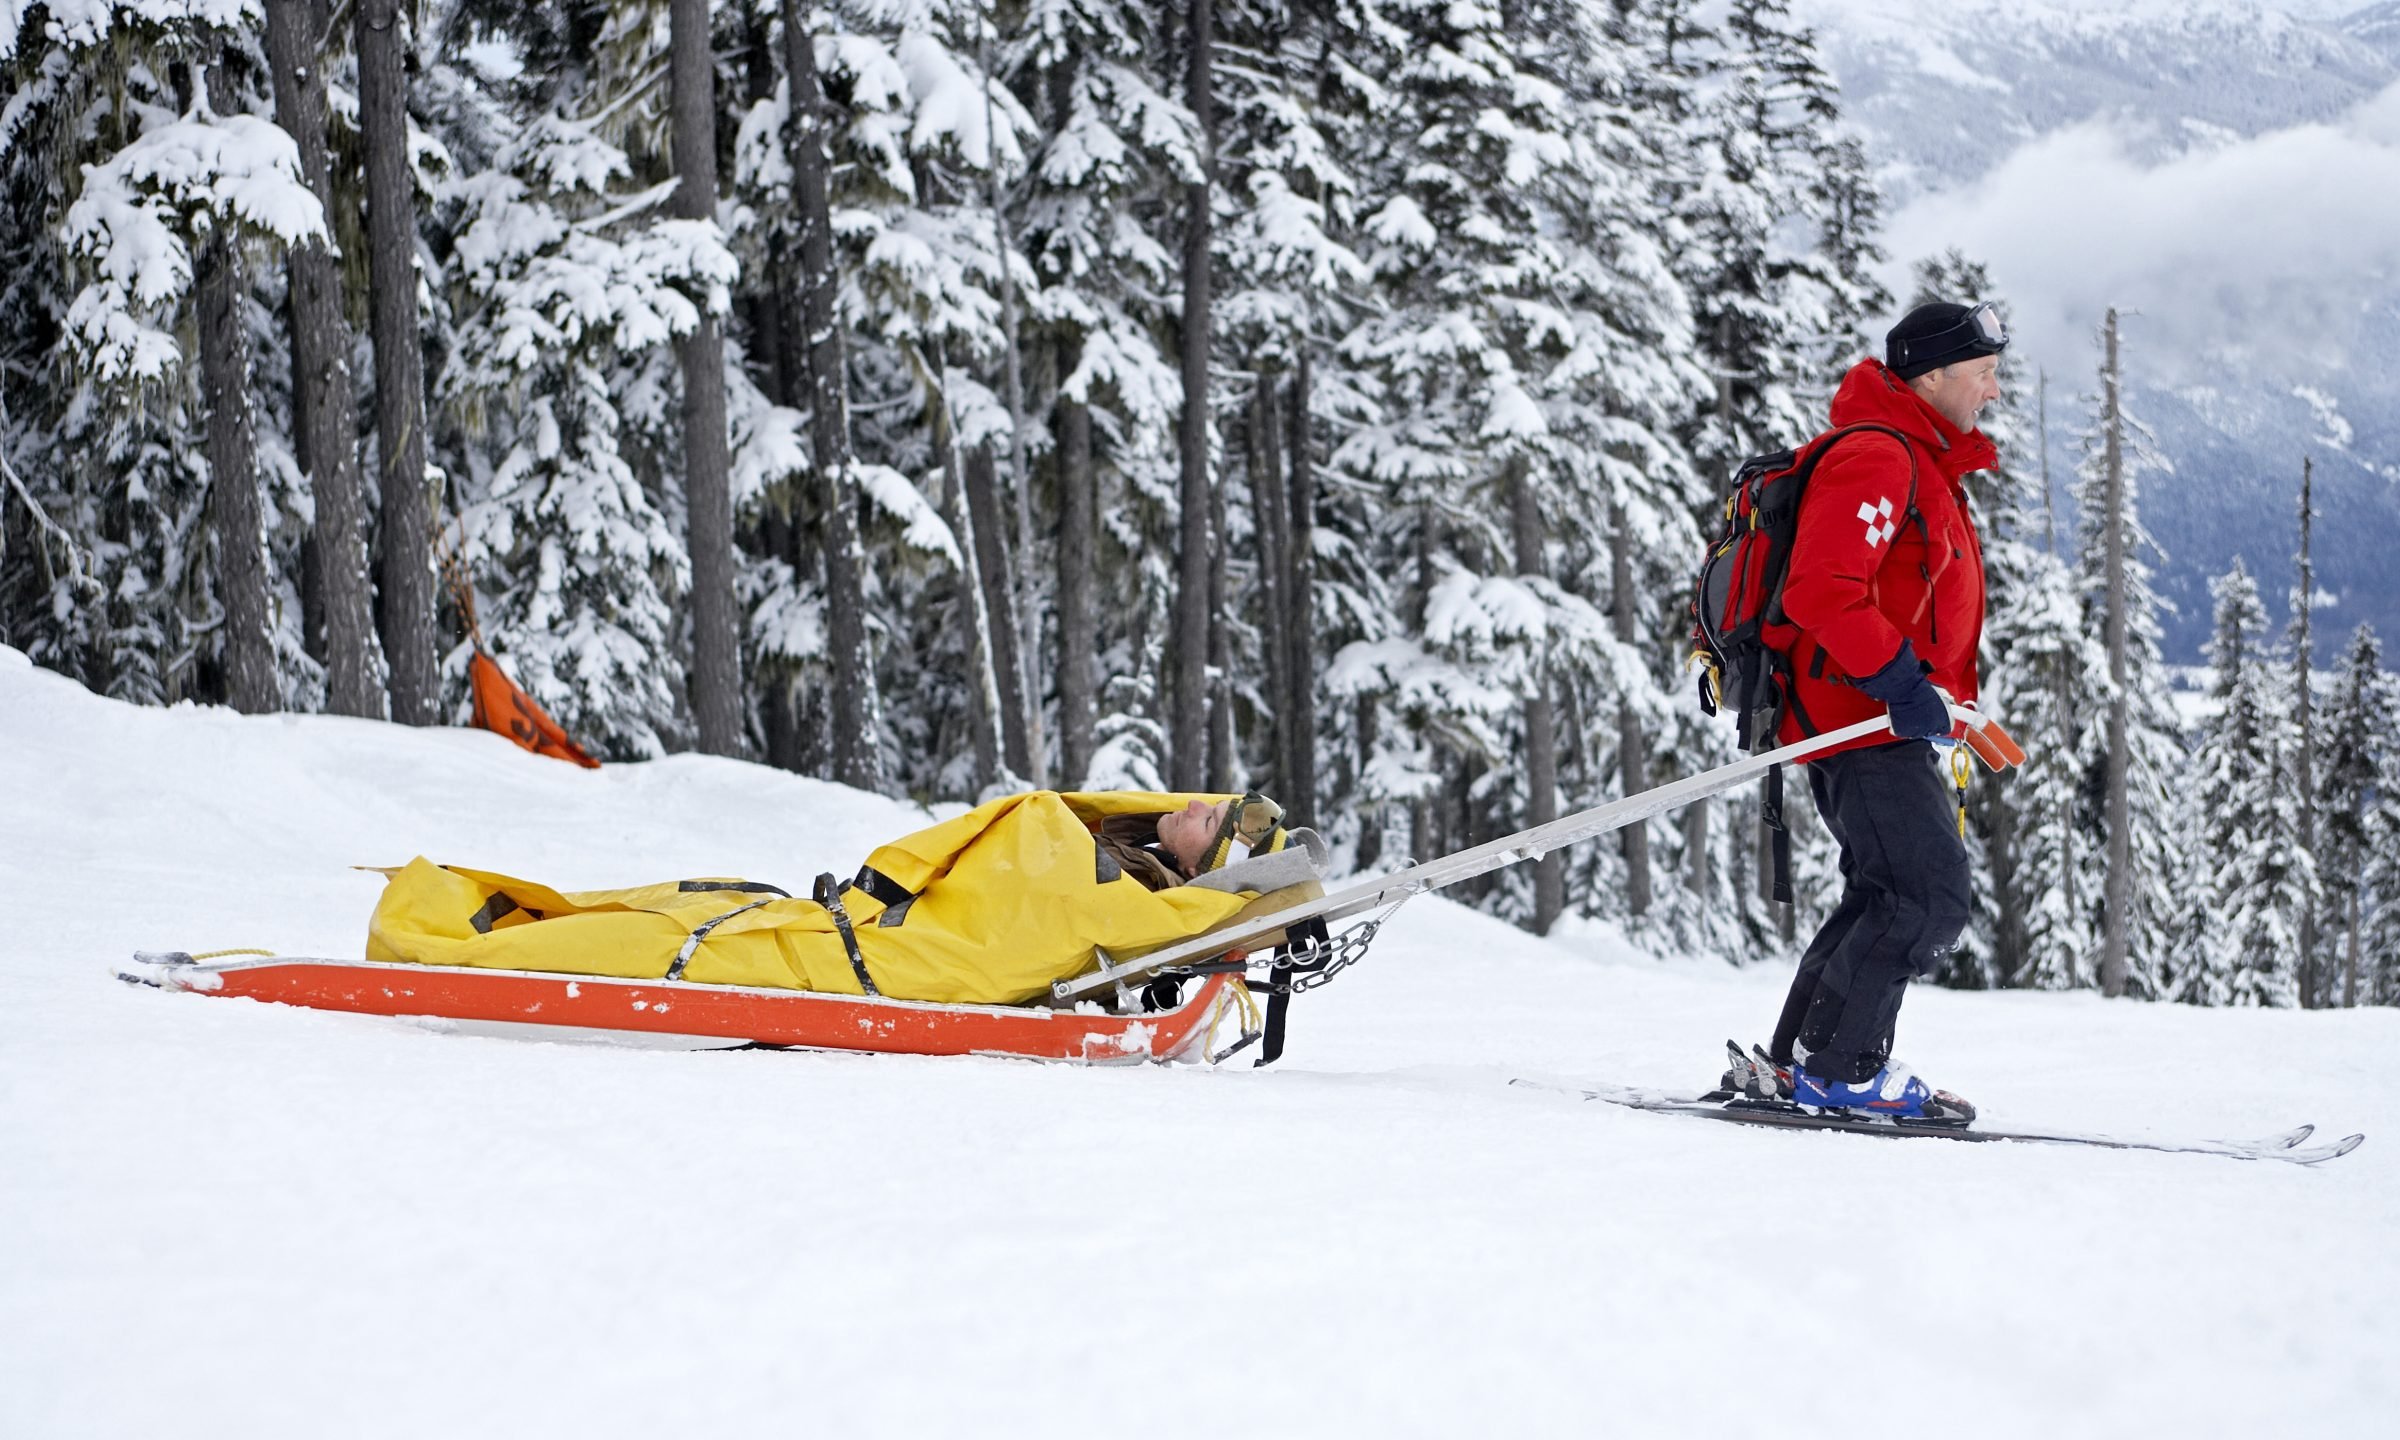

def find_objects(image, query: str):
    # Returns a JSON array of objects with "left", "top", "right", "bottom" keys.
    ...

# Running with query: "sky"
[{"left": 1881, "top": 76, "right": 2400, "bottom": 386}]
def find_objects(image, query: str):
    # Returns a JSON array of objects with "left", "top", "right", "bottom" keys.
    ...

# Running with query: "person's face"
[
  {"left": 1156, "top": 797, "right": 1230, "bottom": 876},
  {"left": 1913, "top": 354, "right": 2003, "bottom": 433}
]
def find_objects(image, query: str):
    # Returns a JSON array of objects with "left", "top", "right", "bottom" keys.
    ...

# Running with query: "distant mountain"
[{"left": 1794, "top": 0, "right": 2400, "bottom": 660}]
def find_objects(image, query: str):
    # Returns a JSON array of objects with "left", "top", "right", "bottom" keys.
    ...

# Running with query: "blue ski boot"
[{"left": 1791, "top": 1060, "right": 1975, "bottom": 1123}]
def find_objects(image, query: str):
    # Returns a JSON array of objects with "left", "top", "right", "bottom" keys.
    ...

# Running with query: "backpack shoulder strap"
[{"left": 1813, "top": 421, "right": 1926, "bottom": 533}]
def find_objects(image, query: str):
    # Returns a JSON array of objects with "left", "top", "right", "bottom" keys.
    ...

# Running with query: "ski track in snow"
[{"left": 1, "top": 646, "right": 2393, "bottom": 1438}]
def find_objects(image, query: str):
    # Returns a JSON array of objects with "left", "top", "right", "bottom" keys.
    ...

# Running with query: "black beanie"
[{"left": 1886, "top": 301, "right": 2006, "bottom": 380}]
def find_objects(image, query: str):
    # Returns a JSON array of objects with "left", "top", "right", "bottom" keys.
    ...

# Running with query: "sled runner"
[{"left": 117, "top": 951, "right": 1261, "bottom": 1064}]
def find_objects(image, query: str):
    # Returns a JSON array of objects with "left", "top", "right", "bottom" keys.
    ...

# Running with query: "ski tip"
[
  {"left": 2280, "top": 1124, "right": 2316, "bottom": 1149},
  {"left": 2285, "top": 1133, "right": 2366, "bottom": 1165}
]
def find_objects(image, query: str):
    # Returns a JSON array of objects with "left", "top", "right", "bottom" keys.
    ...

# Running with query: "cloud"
[{"left": 1880, "top": 80, "right": 2400, "bottom": 382}]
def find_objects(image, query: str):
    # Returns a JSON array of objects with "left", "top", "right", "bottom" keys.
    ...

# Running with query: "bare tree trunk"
[
  {"left": 1610, "top": 498, "right": 1651, "bottom": 916},
  {"left": 1283, "top": 354, "right": 1317, "bottom": 823},
  {"left": 1055, "top": 382, "right": 1097, "bottom": 787},
  {"left": 1683, "top": 799, "right": 1710, "bottom": 898},
  {"left": 1246, "top": 372, "right": 1292, "bottom": 798},
  {"left": 782, "top": 0, "right": 881, "bottom": 789},
  {"left": 1169, "top": 0, "right": 1214, "bottom": 788},
  {"left": 965, "top": 443, "right": 1031, "bottom": 778},
  {"left": 2343, "top": 885, "right": 2360, "bottom": 1008},
  {"left": 671, "top": 0, "right": 743, "bottom": 755},
  {"left": 263, "top": 0, "right": 384, "bottom": 718},
  {"left": 2098, "top": 308, "right": 2133, "bottom": 998},
  {"left": 2293, "top": 455, "right": 2317, "bottom": 1006},
  {"left": 1509, "top": 456, "right": 1562, "bottom": 934},
  {"left": 1207, "top": 458, "right": 1233, "bottom": 792},
  {"left": 975, "top": 22, "right": 1045, "bottom": 786},
  {"left": 354, "top": 0, "right": 438, "bottom": 724},
  {"left": 1987, "top": 782, "right": 2022, "bottom": 980},
  {"left": 934, "top": 378, "right": 1005, "bottom": 790},
  {"left": 196, "top": 69, "right": 278, "bottom": 716}
]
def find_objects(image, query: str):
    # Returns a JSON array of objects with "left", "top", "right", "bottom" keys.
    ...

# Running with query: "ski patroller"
[{"left": 1053, "top": 702, "right": 2026, "bottom": 1003}]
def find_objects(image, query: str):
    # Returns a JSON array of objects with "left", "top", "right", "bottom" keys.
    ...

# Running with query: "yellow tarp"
[{"left": 366, "top": 791, "right": 1270, "bottom": 1005}]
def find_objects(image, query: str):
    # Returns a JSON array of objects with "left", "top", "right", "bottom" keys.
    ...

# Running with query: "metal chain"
[{"left": 1155, "top": 888, "right": 1414, "bottom": 996}]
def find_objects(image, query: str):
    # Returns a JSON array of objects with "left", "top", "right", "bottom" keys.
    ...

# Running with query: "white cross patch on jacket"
[{"left": 1857, "top": 496, "right": 1897, "bottom": 548}]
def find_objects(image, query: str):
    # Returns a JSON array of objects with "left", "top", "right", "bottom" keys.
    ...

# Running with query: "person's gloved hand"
[{"left": 1855, "top": 640, "right": 1952, "bottom": 740}]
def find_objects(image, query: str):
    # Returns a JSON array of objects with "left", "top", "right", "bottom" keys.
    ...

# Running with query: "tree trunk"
[
  {"left": 934, "top": 386, "right": 1005, "bottom": 791},
  {"left": 965, "top": 443, "right": 1031, "bottom": 778},
  {"left": 263, "top": 0, "right": 384, "bottom": 717},
  {"left": 1987, "top": 780, "right": 2022, "bottom": 982},
  {"left": 782, "top": 0, "right": 881, "bottom": 790},
  {"left": 672, "top": 0, "right": 743, "bottom": 756},
  {"left": 1245, "top": 372, "right": 1292, "bottom": 798},
  {"left": 976, "top": 23, "right": 1044, "bottom": 787},
  {"left": 1055, "top": 384, "right": 1097, "bottom": 787},
  {"left": 1169, "top": 0, "right": 1215, "bottom": 788},
  {"left": 1683, "top": 799, "right": 1710, "bottom": 898},
  {"left": 2293, "top": 455, "right": 2317, "bottom": 1005},
  {"left": 1284, "top": 358, "right": 1318, "bottom": 823},
  {"left": 2098, "top": 308, "right": 2134, "bottom": 998},
  {"left": 1509, "top": 457, "right": 1562, "bottom": 934},
  {"left": 196, "top": 72, "right": 278, "bottom": 717},
  {"left": 1610, "top": 498, "right": 1651, "bottom": 916},
  {"left": 1207, "top": 456, "right": 1233, "bottom": 792},
  {"left": 2344, "top": 885, "right": 2360, "bottom": 1008},
  {"left": 354, "top": 0, "right": 438, "bottom": 724}
]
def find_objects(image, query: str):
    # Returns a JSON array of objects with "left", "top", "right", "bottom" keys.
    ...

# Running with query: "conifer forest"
[{"left": 3, "top": 0, "right": 2394, "bottom": 1007}]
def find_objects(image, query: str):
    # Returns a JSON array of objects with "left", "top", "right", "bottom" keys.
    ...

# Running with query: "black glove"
[{"left": 1855, "top": 640, "right": 1951, "bottom": 740}]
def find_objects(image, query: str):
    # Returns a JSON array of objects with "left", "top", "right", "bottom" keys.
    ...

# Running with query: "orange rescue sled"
[{"left": 117, "top": 952, "right": 1253, "bottom": 1064}]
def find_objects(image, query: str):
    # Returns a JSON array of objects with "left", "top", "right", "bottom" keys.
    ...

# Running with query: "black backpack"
[{"left": 1687, "top": 422, "right": 1921, "bottom": 899}]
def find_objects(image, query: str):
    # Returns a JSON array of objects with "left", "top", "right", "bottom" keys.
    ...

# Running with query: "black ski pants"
[{"left": 1768, "top": 739, "right": 1971, "bottom": 1085}]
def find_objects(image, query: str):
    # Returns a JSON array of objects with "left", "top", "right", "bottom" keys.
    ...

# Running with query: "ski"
[{"left": 1508, "top": 1078, "right": 2364, "bottom": 1165}]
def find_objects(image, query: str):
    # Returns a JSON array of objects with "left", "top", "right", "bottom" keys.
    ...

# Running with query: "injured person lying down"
[{"left": 366, "top": 790, "right": 1326, "bottom": 1008}]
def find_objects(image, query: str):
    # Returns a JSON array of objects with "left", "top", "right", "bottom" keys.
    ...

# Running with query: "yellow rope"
[
  {"left": 1950, "top": 741, "right": 1973, "bottom": 838},
  {"left": 1199, "top": 975, "right": 1264, "bottom": 1063},
  {"left": 188, "top": 947, "right": 276, "bottom": 960}
]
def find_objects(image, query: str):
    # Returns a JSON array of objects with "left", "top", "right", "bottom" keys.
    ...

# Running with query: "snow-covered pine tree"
[
  {"left": 437, "top": 71, "right": 736, "bottom": 758},
  {"left": 1209, "top": 0, "right": 1374, "bottom": 825},
  {"left": 2073, "top": 307, "right": 2183, "bottom": 999},
  {"left": 2316, "top": 623, "right": 2399, "bottom": 1006},
  {"left": 2182, "top": 560, "right": 2317, "bottom": 1006},
  {"left": 4, "top": 15, "right": 329, "bottom": 710},
  {"left": 1005, "top": 0, "right": 1203, "bottom": 791}
]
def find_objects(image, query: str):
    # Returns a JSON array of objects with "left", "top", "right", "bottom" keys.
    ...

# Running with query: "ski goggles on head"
[
  {"left": 1198, "top": 791, "right": 1287, "bottom": 874},
  {"left": 1893, "top": 302, "right": 2010, "bottom": 372}
]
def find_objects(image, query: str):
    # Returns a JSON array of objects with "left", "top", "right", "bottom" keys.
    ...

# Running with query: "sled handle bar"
[{"left": 1054, "top": 703, "right": 2021, "bottom": 1003}]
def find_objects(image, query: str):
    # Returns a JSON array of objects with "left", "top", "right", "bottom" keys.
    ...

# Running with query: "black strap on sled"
[
  {"left": 1255, "top": 917, "right": 1332, "bottom": 1068},
  {"left": 849, "top": 866, "right": 913, "bottom": 908},
  {"left": 815, "top": 872, "right": 880, "bottom": 997},
  {"left": 666, "top": 898, "right": 776, "bottom": 981}
]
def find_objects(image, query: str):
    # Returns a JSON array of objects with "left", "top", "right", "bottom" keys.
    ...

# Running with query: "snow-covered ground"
[{"left": 3, "top": 644, "right": 2393, "bottom": 1438}]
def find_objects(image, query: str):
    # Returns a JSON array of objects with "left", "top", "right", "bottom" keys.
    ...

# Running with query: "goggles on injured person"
[{"left": 1198, "top": 791, "right": 1288, "bottom": 874}]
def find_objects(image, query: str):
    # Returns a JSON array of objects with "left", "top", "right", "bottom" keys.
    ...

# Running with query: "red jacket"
[{"left": 1774, "top": 358, "right": 1994, "bottom": 759}]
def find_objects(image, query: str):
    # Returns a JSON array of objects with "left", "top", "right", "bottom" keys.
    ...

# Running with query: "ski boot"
[{"left": 1791, "top": 1059, "right": 1976, "bottom": 1123}]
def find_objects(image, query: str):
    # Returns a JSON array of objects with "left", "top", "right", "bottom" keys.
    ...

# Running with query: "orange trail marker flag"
[{"left": 467, "top": 650, "right": 600, "bottom": 768}]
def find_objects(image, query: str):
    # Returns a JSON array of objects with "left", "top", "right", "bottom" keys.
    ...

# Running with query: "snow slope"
[{"left": 2, "top": 645, "right": 2393, "bottom": 1438}]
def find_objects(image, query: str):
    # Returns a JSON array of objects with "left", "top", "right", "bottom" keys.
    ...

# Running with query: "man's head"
[{"left": 1886, "top": 301, "right": 2008, "bottom": 434}]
